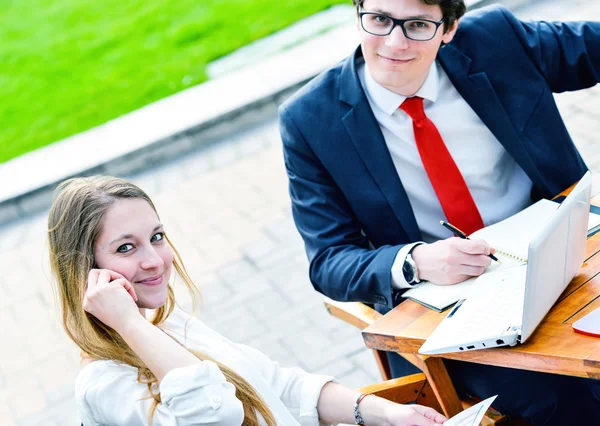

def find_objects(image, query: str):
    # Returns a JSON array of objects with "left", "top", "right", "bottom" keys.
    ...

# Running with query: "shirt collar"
[{"left": 363, "top": 62, "right": 440, "bottom": 116}]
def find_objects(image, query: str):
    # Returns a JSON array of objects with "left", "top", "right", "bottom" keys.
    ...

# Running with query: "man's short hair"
[{"left": 352, "top": 0, "right": 467, "bottom": 32}]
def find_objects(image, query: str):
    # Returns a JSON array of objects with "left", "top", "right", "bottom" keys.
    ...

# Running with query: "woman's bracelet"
[{"left": 354, "top": 392, "right": 372, "bottom": 425}]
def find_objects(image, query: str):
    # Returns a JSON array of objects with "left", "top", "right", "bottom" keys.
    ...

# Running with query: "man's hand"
[{"left": 411, "top": 238, "right": 495, "bottom": 285}]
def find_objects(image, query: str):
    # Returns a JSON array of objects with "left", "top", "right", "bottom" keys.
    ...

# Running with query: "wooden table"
[{"left": 362, "top": 189, "right": 600, "bottom": 416}]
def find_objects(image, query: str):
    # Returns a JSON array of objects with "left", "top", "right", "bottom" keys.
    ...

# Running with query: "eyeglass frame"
[{"left": 358, "top": 11, "right": 447, "bottom": 41}]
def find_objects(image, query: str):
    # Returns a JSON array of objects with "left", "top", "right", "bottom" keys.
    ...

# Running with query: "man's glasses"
[{"left": 359, "top": 12, "right": 446, "bottom": 41}]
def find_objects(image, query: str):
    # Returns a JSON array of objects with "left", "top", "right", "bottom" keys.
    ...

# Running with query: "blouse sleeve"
[
  {"left": 75, "top": 360, "right": 244, "bottom": 426},
  {"left": 234, "top": 342, "right": 336, "bottom": 425}
]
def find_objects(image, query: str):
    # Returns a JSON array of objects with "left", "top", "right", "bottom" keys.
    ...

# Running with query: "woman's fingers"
[
  {"left": 81, "top": 273, "right": 140, "bottom": 330},
  {"left": 105, "top": 277, "right": 138, "bottom": 302},
  {"left": 105, "top": 269, "right": 126, "bottom": 281},
  {"left": 86, "top": 269, "right": 101, "bottom": 289},
  {"left": 121, "top": 279, "right": 138, "bottom": 301},
  {"left": 86, "top": 269, "right": 137, "bottom": 301},
  {"left": 412, "top": 405, "right": 448, "bottom": 423},
  {"left": 97, "top": 269, "right": 112, "bottom": 286}
]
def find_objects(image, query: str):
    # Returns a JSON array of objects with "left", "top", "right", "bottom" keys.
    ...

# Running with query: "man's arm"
[
  {"left": 280, "top": 104, "right": 494, "bottom": 304},
  {"left": 502, "top": 8, "right": 600, "bottom": 93},
  {"left": 280, "top": 104, "right": 403, "bottom": 308}
]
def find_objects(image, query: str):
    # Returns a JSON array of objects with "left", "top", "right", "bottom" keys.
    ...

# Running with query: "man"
[{"left": 279, "top": 0, "right": 600, "bottom": 424}]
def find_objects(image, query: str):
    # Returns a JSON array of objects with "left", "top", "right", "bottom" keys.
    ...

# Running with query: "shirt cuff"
[
  {"left": 391, "top": 242, "right": 424, "bottom": 290},
  {"left": 160, "top": 361, "right": 232, "bottom": 405},
  {"left": 299, "top": 373, "right": 337, "bottom": 424}
]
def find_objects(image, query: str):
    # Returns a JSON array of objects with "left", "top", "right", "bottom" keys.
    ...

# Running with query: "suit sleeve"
[
  {"left": 501, "top": 8, "right": 600, "bottom": 93},
  {"left": 279, "top": 104, "right": 405, "bottom": 308}
]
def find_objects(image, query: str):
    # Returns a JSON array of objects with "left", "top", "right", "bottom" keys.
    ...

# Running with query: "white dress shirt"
[
  {"left": 357, "top": 59, "right": 533, "bottom": 289},
  {"left": 75, "top": 307, "right": 334, "bottom": 425}
]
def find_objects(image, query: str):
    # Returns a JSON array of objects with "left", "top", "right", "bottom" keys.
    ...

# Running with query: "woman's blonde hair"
[{"left": 47, "top": 175, "right": 276, "bottom": 425}]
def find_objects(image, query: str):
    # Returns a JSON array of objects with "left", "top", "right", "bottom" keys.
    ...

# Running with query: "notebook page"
[
  {"left": 589, "top": 211, "right": 600, "bottom": 233},
  {"left": 403, "top": 257, "right": 521, "bottom": 311},
  {"left": 444, "top": 396, "right": 497, "bottom": 426},
  {"left": 469, "top": 199, "right": 559, "bottom": 261}
]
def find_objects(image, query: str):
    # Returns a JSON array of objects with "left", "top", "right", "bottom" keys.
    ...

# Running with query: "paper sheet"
[
  {"left": 404, "top": 199, "right": 600, "bottom": 312},
  {"left": 444, "top": 395, "right": 497, "bottom": 426}
]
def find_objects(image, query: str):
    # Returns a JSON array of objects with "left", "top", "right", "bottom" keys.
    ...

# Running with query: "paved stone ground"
[{"left": 1, "top": 1, "right": 599, "bottom": 425}]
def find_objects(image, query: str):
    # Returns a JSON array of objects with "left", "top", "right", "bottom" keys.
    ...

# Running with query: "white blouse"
[{"left": 75, "top": 308, "right": 335, "bottom": 425}]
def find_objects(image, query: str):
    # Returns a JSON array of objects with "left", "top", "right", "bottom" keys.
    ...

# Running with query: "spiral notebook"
[{"left": 404, "top": 198, "right": 600, "bottom": 312}]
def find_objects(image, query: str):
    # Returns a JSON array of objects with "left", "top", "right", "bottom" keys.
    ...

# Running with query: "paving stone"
[
  {"left": 196, "top": 276, "right": 234, "bottom": 308},
  {"left": 246, "top": 287, "right": 293, "bottom": 321},
  {"left": 17, "top": 396, "right": 78, "bottom": 426},
  {"left": 251, "top": 241, "right": 305, "bottom": 271},
  {"left": 280, "top": 327, "right": 367, "bottom": 372},
  {"left": 348, "top": 348, "right": 384, "bottom": 381},
  {"left": 210, "top": 207, "right": 263, "bottom": 247},
  {"left": 0, "top": 309, "right": 19, "bottom": 341},
  {"left": 241, "top": 203, "right": 289, "bottom": 229},
  {"left": 312, "top": 358, "right": 357, "bottom": 379},
  {"left": 205, "top": 274, "right": 274, "bottom": 316},
  {"left": 8, "top": 380, "right": 47, "bottom": 421},
  {"left": 17, "top": 189, "right": 53, "bottom": 218},
  {"left": 0, "top": 402, "right": 16, "bottom": 426},
  {"left": 38, "top": 368, "right": 76, "bottom": 405},
  {"left": 336, "top": 367, "right": 379, "bottom": 390},
  {"left": 263, "top": 213, "right": 302, "bottom": 242},
  {"left": 0, "top": 217, "right": 28, "bottom": 254},
  {"left": 0, "top": 202, "right": 20, "bottom": 227},
  {"left": 241, "top": 235, "right": 279, "bottom": 265},
  {"left": 237, "top": 131, "right": 270, "bottom": 157},
  {"left": 207, "top": 139, "right": 240, "bottom": 169},
  {"left": 12, "top": 294, "right": 52, "bottom": 328},
  {"left": 21, "top": 321, "right": 67, "bottom": 364},
  {"left": 304, "top": 300, "right": 358, "bottom": 333},
  {"left": 250, "top": 306, "right": 313, "bottom": 343},
  {"left": 216, "top": 258, "right": 261, "bottom": 288},
  {"left": 0, "top": 338, "right": 34, "bottom": 375},
  {"left": 180, "top": 149, "right": 214, "bottom": 179},
  {"left": 205, "top": 304, "right": 269, "bottom": 343},
  {"left": 244, "top": 338, "right": 300, "bottom": 368}
]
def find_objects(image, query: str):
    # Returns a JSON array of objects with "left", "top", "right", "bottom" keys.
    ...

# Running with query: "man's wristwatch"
[{"left": 403, "top": 251, "right": 421, "bottom": 285}]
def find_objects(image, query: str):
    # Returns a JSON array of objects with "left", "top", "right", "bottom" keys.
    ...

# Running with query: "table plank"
[{"left": 364, "top": 319, "right": 600, "bottom": 377}]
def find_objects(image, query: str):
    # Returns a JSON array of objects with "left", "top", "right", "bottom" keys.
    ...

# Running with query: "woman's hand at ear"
[
  {"left": 83, "top": 269, "right": 140, "bottom": 333},
  {"left": 84, "top": 268, "right": 202, "bottom": 383}
]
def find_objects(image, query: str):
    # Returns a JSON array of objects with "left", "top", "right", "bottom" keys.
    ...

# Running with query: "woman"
[{"left": 47, "top": 175, "right": 447, "bottom": 426}]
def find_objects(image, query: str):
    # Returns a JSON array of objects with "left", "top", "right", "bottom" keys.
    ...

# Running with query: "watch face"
[{"left": 403, "top": 260, "right": 415, "bottom": 283}]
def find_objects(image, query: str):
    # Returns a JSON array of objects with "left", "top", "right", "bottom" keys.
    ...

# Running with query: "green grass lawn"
[{"left": 0, "top": 0, "right": 350, "bottom": 164}]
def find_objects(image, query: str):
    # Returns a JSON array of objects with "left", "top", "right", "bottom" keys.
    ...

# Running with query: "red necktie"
[{"left": 401, "top": 96, "right": 484, "bottom": 235}]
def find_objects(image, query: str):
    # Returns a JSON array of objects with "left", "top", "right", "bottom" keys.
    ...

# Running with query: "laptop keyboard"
[{"left": 448, "top": 266, "right": 527, "bottom": 336}]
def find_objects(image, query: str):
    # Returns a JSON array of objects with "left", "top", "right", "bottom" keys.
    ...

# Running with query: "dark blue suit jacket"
[{"left": 279, "top": 5, "right": 599, "bottom": 312}]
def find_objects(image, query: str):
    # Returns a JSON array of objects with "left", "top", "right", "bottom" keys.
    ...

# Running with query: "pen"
[{"left": 440, "top": 221, "right": 501, "bottom": 263}]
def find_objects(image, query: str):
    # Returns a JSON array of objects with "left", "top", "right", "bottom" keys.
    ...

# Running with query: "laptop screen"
[{"left": 520, "top": 171, "right": 591, "bottom": 342}]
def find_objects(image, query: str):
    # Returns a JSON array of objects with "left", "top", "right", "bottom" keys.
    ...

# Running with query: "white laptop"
[{"left": 419, "top": 171, "right": 592, "bottom": 355}]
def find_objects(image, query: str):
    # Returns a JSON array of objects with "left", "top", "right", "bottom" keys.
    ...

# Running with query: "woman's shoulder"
[
  {"left": 163, "top": 306, "right": 214, "bottom": 338},
  {"left": 75, "top": 358, "right": 138, "bottom": 394}
]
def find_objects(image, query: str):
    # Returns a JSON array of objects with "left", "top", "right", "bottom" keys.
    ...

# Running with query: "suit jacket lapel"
[
  {"left": 438, "top": 45, "right": 549, "bottom": 194},
  {"left": 339, "top": 48, "right": 422, "bottom": 242}
]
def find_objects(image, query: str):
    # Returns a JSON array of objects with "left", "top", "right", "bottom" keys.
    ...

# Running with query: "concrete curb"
[{"left": 0, "top": 81, "right": 307, "bottom": 226}]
